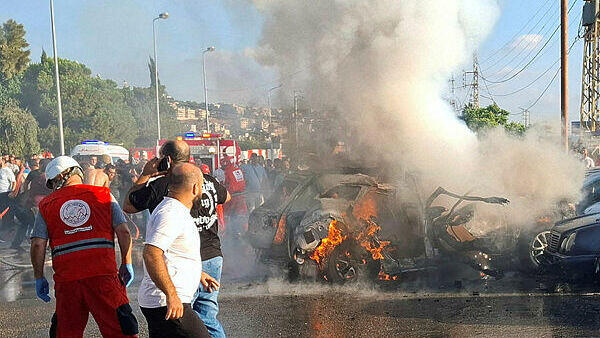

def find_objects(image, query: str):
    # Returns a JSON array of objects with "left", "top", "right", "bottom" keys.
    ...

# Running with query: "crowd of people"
[{"left": 14, "top": 140, "right": 292, "bottom": 337}]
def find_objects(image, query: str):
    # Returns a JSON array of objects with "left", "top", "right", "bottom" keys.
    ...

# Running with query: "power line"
[
  {"left": 481, "top": 0, "right": 553, "bottom": 65},
  {"left": 490, "top": 35, "right": 581, "bottom": 97},
  {"left": 482, "top": 0, "right": 557, "bottom": 71},
  {"left": 481, "top": 0, "right": 577, "bottom": 84}
]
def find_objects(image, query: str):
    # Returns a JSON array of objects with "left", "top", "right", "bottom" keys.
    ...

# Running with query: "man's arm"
[
  {"left": 114, "top": 223, "right": 132, "bottom": 265},
  {"left": 30, "top": 237, "right": 47, "bottom": 279},
  {"left": 123, "top": 158, "right": 162, "bottom": 213},
  {"left": 143, "top": 245, "right": 184, "bottom": 320}
]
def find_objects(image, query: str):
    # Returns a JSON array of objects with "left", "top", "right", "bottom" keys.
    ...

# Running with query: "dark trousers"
[
  {"left": 0, "top": 192, "right": 34, "bottom": 247},
  {"left": 140, "top": 304, "right": 210, "bottom": 338}
]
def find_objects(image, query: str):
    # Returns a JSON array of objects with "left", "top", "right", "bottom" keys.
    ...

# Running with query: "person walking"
[
  {"left": 30, "top": 156, "right": 138, "bottom": 337},
  {"left": 124, "top": 140, "right": 227, "bottom": 337},
  {"left": 138, "top": 163, "right": 211, "bottom": 338},
  {"left": 241, "top": 153, "right": 267, "bottom": 212},
  {"left": 221, "top": 156, "right": 247, "bottom": 235}
]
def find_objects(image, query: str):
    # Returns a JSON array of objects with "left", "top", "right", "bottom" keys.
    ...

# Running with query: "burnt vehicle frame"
[{"left": 246, "top": 171, "right": 511, "bottom": 283}]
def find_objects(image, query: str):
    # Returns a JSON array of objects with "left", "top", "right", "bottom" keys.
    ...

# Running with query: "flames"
[
  {"left": 356, "top": 221, "right": 390, "bottom": 260},
  {"left": 310, "top": 220, "right": 346, "bottom": 264}
]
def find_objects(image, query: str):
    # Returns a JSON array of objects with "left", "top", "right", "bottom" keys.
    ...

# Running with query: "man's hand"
[
  {"left": 201, "top": 271, "right": 220, "bottom": 293},
  {"left": 141, "top": 158, "right": 167, "bottom": 178},
  {"left": 35, "top": 277, "right": 51, "bottom": 302},
  {"left": 165, "top": 293, "right": 184, "bottom": 320},
  {"left": 118, "top": 263, "right": 134, "bottom": 287}
]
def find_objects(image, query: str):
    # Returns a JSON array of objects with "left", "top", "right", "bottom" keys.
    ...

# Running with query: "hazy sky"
[{"left": 0, "top": 0, "right": 586, "bottom": 123}]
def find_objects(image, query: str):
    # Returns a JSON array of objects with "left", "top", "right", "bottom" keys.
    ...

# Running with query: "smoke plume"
[{"left": 250, "top": 0, "right": 585, "bottom": 225}]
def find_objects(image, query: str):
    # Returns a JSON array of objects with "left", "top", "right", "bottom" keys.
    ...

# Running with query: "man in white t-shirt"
[
  {"left": 0, "top": 158, "right": 16, "bottom": 193},
  {"left": 138, "top": 163, "right": 211, "bottom": 338}
]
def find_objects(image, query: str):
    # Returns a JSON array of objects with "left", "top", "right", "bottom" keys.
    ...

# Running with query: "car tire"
[{"left": 519, "top": 230, "right": 551, "bottom": 273}]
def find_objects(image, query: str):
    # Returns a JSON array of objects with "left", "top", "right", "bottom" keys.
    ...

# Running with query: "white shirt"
[
  {"left": 138, "top": 197, "right": 202, "bottom": 308},
  {"left": 0, "top": 167, "right": 15, "bottom": 193}
]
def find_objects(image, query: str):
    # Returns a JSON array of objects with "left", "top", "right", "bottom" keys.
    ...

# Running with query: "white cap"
[{"left": 45, "top": 156, "right": 82, "bottom": 187}]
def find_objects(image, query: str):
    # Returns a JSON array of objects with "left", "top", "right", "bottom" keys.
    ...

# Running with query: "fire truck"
[{"left": 158, "top": 132, "right": 242, "bottom": 172}]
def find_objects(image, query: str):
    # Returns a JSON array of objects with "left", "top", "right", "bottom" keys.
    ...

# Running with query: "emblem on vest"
[{"left": 60, "top": 199, "right": 92, "bottom": 234}]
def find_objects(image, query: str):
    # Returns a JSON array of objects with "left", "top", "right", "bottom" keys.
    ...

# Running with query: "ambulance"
[{"left": 70, "top": 141, "right": 130, "bottom": 164}]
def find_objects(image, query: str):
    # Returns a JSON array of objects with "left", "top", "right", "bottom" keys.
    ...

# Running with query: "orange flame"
[
  {"left": 356, "top": 221, "right": 390, "bottom": 260},
  {"left": 310, "top": 220, "right": 346, "bottom": 264}
]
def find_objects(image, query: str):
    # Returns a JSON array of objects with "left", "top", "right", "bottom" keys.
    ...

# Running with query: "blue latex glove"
[
  {"left": 35, "top": 277, "right": 51, "bottom": 302},
  {"left": 119, "top": 264, "right": 134, "bottom": 287}
]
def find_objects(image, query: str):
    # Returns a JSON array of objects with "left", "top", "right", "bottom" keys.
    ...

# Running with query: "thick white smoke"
[{"left": 250, "top": 0, "right": 585, "bottom": 225}]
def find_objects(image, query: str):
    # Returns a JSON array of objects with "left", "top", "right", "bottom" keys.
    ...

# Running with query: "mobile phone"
[{"left": 157, "top": 156, "right": 170, "bottom": 172}]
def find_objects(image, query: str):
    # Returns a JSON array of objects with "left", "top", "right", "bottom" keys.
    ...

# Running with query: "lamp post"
[
  {"left": 153, "top": 12, "right": 169, "bottom": 144},
  {"left": 50, "top": 0, "right": 65, "bottom": 155},
  {"left": 202, "top": 46, "right": 215, "bottom": 132},
  {"left": 267, "top": 84, "right": 282, "bottom": 127}
]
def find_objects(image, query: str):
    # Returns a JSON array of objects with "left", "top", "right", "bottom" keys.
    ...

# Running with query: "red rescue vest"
[
  {"left": 224, "top": 165, "right": 246, "bottom": 193},
  {"left": 39, "top": 184, "right": 117, "bottom": 282}
]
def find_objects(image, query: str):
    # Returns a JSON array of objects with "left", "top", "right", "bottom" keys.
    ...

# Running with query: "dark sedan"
[{"left": 541, "top": 213, "right": 600, "bottom": 279}]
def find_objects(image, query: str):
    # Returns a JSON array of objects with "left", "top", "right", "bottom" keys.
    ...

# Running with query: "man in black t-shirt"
[{"left": 123, "top": 140, "right": 230, "bottom": 338}]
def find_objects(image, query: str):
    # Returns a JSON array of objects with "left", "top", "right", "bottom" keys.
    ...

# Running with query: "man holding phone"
[{"left": 124, "top": 140, "right": 227, "bottom": 337}]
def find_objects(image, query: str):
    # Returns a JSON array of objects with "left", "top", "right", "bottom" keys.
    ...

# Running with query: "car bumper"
[{"left": 542, "top": 251, "right": 598, "bottom": 276}]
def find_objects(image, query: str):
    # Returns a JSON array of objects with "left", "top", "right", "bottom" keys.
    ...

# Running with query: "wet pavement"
[{"left": 2, "top": 244, "right": 600, "bottom": 337}]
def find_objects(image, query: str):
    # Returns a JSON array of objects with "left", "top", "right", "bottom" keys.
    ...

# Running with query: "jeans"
[{"left": 192, "top": 256, "right": 225, "bottom": 338}]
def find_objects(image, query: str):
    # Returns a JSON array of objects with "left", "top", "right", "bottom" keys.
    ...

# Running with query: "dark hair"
[
  {"left": 39, "top": 158, "right": 52, "bottom": 171},
  {"left": 160, "top": 140, "right": 190, "bottom": 163},
  {"left": 104, "top": 164, "right": 116, "bottom": 171}
]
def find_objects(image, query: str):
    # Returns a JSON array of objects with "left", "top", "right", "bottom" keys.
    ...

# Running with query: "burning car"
[{"left": 246, "top": 171, "right": 511, "bottom": 283}]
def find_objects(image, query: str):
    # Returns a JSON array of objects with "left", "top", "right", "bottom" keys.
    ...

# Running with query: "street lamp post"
[
  {"left": 202, "top": 46, "right": 215, "bottom": 132},
  {"left": 153, "top": 12, "right": 169, "bottom": 145},
  {"left": 50, "top": 0, "right": 65, "bottom": 155},
  {"left": 267, "top": 84, "right": 282, "bottom": 127}
]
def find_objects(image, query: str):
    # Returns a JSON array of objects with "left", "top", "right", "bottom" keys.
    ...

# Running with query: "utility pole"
[
  {"left": 448, "top": 74, "right": 458, "bottom": 113},
  {"left": 293, "top": 91, "right": 300, "bottom": 150},
  {"left": 463, "top": 55, "right": 480, "bottom": 109},
  {"left": 561, "top": 0, "right": 569, "bottom": 151},
  {"left": 50, "top": 0, "right": 65, "bottom": 155}
]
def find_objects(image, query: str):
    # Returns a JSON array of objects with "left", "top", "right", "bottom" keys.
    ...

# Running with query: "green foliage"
[
  {"left": 0, "top": 100, "right": 40, "bottom": 156},
  {"left": 0, "top": 20, "right": 30, "bottom": 80},
  {"left": 122, "top": 86, "right": 179, "bottom": 148},
  {"left": 460, "top": 103, "right": 527, "bottom": 136},
  {"left": 21, "top": 55, "right": 138, "bottom": 153},
  {"left": 0, "top": 19, "right": 186, "bottom": 154}
]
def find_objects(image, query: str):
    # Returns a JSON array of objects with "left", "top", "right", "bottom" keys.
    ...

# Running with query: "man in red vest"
[
  {"left": 30, "top": 156, "right": 138, "bottom": 337},
  {"left": 221, "top": 156, "right": 248, "bottom": 235}
]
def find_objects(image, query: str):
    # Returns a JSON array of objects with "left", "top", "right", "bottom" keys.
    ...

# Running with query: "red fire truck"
[{"left": 157, "top": 132, "right": 242, "bottom": 172}]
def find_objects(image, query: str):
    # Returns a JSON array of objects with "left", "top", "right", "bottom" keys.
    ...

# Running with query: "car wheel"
[
  {"left": 529, "top": 231, "right": 551, "bottom": 269},
  {"left": 324, "top": 243, "right": 365, "bottom": 283}
]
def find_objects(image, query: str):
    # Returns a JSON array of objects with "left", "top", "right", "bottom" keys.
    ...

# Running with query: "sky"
[{"left": 0, "top": 0, "right": 587, "bottom": 123}]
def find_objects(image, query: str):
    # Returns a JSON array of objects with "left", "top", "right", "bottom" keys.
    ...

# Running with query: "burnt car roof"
[{"left": 316, "top": 173, "right": 393, "bottom": 193}]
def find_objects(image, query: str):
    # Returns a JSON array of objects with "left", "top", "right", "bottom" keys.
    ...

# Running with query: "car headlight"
[{"left": 559, "top": 232, "right": 577, "bottom": 253}]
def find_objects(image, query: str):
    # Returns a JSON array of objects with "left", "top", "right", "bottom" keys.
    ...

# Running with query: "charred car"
[{"left": 246, "top": 171, "right": 511, "bottom": 283}]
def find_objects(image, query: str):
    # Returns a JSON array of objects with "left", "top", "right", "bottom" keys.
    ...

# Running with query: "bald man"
[
  {"left": 124, "top": 140, "right": 228, "bottom": 337},
  {"left": 138, "top": 163, "right": 210, "bottom": 337}
]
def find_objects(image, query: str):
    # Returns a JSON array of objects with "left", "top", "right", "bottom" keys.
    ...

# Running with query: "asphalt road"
[{"left": 2, "top": 247, "right": 600, "bottom": 337}]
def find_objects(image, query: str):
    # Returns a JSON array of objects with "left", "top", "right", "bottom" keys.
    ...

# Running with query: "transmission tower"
[
  {"left": 580, "top": 0, "right": 600, "bottom": 132},
  {"left": 447, "top": 74, "right": 459, "bottom": 113},
  {"left": 463, "top": 55, "right": 480, "bottom": 109},
  {"left": 520, "top": 107, "right": 531, "bottom": 127}
]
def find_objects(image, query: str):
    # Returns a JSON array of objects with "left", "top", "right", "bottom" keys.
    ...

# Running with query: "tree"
[
  {"left": 0, "top": 100, "right": 40, "bottom": 156},
  {"left": 0, "top": 20, "right": 30, "bottom": 80},
  {"left": 21, "top": 55, "right": 138, "bottom": 153},
  {"left": 460, "top": 103, "right": 527, "bottom": 136}
]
